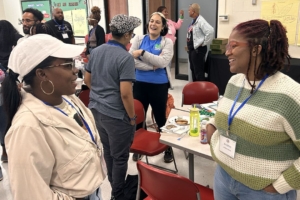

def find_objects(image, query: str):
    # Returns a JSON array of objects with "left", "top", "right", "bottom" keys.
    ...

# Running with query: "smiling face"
[
  {"left": 161, "top": 8, "right": 168, "bottom": 18},
  {"left": 42, "top": 58, "right": 78, "bottom": 96},
  {"left": 148, "top": 14, "right": 164, "bottom": 38},
  {"left": 22, "top": 12, "right": 38, "bottom": 34},
  {"left": 225, "top": 30, "right": 251, "bottom": 75}
]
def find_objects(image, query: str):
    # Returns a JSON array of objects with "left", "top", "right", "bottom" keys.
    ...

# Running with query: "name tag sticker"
[
  {"left": 219, "top": 135, "right": 236, "bottom": 158},
  {"left": 168, "top": 28, "right": 172, "bottom": 34},
  {"left": 62, "top": 33, "right": 69, "bottom": 39}
]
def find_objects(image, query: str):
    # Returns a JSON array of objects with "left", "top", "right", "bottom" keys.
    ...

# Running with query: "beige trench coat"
[{"left": 5, "top": 90, "right": 106, "bottom": 200}]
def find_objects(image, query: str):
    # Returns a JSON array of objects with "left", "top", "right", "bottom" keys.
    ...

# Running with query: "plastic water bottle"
[
  {"left": 189, "top": 106, "right": 200, "bottom": 137},
  {"left": 200, "top": 120, "right": 208, "bottom": 144}
]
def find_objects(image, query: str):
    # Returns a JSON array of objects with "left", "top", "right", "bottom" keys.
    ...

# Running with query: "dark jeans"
[
  {"left": 133, "top": 81, "right": 169, "bottom": 130},
  {"left": 91, "top": 109, "right": 135, "bottom": 199},
  {"left": 188, "top": 45, "right": 208, "bottom": 81},
  {"left": 0, "top": 105, "right": 7, "bottom": 146}
]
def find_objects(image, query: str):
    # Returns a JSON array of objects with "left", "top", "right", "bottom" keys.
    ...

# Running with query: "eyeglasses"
[
  {"left": 87, "top": 18, "right": 97, "bottom": 21},
  {"left": 21, "top": 19, "right": 37, "bottom": 24},
  {"left": 46, "top": 62, "right": 75, "bottom": 71},
  {"left": 226, "top": 41, "right": 248, "bottom": 51}
]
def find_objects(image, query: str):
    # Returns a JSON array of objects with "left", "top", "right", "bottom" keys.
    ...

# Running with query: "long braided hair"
[{"left": 233, "top": 19, "right": 290, "bottom": 93}]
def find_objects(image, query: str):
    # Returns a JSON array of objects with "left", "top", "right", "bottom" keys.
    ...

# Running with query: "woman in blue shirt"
[{"left": 130, "top": 12, "right": 174, "bottom": 163}]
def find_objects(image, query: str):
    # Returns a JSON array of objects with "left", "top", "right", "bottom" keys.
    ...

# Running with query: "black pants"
[
  {"left": 91, "top": 109, "right": 135, "bottom": 199},
  {"left": 0, "top": 105, "right": 7, "bottom": 146},
  {"left": 188, "top": 45, "right": 207, "bottom": 81},
  {"left": 133, "top": 81, "right": 169, "bottom": 130}
]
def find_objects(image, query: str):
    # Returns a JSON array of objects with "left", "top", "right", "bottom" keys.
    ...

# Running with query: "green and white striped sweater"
[{"left": 209, "top": 71, "right": 300, "bottom": 194}]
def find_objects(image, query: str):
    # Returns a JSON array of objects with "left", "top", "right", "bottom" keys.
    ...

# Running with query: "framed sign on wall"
[{"left": 21, "top": 0, "right": 52, "bottom": 21}]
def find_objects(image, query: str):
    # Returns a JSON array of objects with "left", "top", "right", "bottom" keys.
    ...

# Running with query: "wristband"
[
  {"left": 180, "top": 15, "right": 184, "bottom": 19},
  {"left": 141, "top": 50, "right": 145, "bottom": 56},
  {"left": 130, "top": 115, "right": 137, "bottom": 121}
]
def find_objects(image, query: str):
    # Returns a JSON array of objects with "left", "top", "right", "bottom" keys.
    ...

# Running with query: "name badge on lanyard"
[
  {"left": 219, "top": 134, "right": 237, "bottom": 158},
  {"left": 187, "top": 24, "right": 193, "bottom": 39},
  {"left": 62, "top": 33, "right": 69, "bottom": 39},
  {"left": 220, "top": 74, "right": 269, "bottom": 158}
]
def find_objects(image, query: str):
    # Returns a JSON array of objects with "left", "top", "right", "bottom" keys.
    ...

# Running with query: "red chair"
[
  {"left": 136, "top": 161, "right": 214, "bottom": 200},
  {"left": 85, "top": 34, "right": 89, "bottom": 44},
  {"left": 105, "top": 33, "right": 112, "bottom": 43},
  {"left": 78, "top": 89, "right": 90, "bottom": 107},
  {"left": 130, "top": 99, "right": 178, "bottom": 173},
  {"left": 182, "top": 81, "right": 219, "bottom": 106}
]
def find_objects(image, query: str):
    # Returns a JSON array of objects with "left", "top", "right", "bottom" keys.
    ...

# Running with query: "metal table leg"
[{"left": 188, "top": 153, "right": 194, "bottom": 181}]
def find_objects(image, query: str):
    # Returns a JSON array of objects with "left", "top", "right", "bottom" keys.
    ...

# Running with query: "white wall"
[
  {"left": 1, "top": 0, "right": 23, "bottom": 34},
  {"left": 128, "top": 0, "right": 144, "bottom": 36},
  {"left": 0, "top": 0, "right": 5, "bottom": 20},
  {"left": 217, "top": 0, "right": 300, "bottom": 58}
]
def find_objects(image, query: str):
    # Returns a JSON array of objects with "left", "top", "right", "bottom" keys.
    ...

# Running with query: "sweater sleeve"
[
  {"left": 273, "top": 124, "right": 300, "bottom": 193},
  {"left": 128, "top": 35, "right": 140, "bottom": 55},
  {"left": 272, "top": 88, "right": 300, "bottom": 194},
  {"left": 140, "top": 37, "right": 174, "bottom": 68},
  {"left": 173, "top": 18, "right": 183, "bottom": 30},
  {"left": 129, "top": 35, "right": 160, "bottom": 71}
]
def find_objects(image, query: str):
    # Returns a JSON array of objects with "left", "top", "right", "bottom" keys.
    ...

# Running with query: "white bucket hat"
[{"left": 8, "top": 34, "right": 84, "bottom": 82}]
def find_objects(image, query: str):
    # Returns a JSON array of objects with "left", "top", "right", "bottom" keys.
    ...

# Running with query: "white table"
[{"left": 160, "top": 108, "right": 214, "bottom": 181}]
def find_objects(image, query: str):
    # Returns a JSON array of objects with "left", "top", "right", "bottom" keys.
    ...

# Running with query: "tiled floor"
[{"left": 1, "top": 66, "right": 299, "bottom": 200}]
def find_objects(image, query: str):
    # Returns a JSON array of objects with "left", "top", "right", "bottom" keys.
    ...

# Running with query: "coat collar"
[
  {"left": 19, "top": 90, "right": 84, "bottom": 128},
  {"left": 14, "top": 90, "right": 100, "bottom": 147}
]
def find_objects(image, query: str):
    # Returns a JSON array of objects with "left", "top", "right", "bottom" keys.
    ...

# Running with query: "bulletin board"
[
  {"left": 261, "top": 0, "right": 300, "bottom": 45},
  {"left": 21, "top": 0, "right": 52, "bottom": 21},
  {"left": 50, "top": 0, "right": 89, "bottom": 37}
]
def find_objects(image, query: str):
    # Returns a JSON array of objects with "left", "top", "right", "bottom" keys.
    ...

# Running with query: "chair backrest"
[
  {"left": 182, "top": 81, "right": 219, "bottom": 106},
  {"left": 137, "top": 161, "right": 201, "bottom": 200},
  {"left": 134, "top": 99, "right": 145, "bottom": 125},
  {"left": 78, "top": 89, "right": 90, "bottom": 107}
]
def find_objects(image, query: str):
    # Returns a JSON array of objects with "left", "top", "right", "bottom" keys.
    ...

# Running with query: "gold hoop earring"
[{"left": 40, "top": 80, "right": 55, "bottom": 95}]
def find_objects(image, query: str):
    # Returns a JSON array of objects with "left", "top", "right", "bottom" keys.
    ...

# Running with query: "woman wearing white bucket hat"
[{"left": 2, "top": 34, "right": 105, "bottom": 200}]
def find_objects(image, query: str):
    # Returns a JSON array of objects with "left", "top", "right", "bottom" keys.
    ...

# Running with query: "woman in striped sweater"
[{"left": 207, "top": 19, "right": 299, "bottom": 200}]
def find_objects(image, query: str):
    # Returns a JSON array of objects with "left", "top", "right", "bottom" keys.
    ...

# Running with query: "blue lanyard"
[
  {"left": 43, "top": 98, "right": 98, "bottom": 148},
  {"left": 227, "top": 74, "right": 269, "bottom": 135},
  {"left": 53, "top": 19, "right": 65, "bottom": 31}
]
